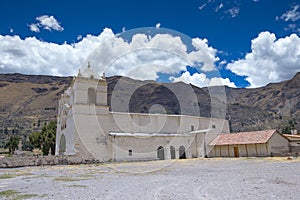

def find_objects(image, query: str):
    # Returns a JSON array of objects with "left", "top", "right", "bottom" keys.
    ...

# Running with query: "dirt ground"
[{"left": 0, "top": 157, "right": 300, "bottom": 200}]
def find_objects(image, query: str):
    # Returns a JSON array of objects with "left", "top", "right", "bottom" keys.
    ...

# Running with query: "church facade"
[{"left": 55, "top": 64, "right": 230, "bottom": 162}]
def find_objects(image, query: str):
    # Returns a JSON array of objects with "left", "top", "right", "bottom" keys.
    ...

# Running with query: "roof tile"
[{"left": 209, "top": 130, "right": 277, "bottom": 146}]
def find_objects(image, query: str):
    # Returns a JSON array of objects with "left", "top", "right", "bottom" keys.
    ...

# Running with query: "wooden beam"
[
  {"left": 255, "top": 144, "right": 258, "bottom": 157},
  {"left": 245, "top": 144, "right": 248, "bottom": 157},
  {"left": 228, "top": 145, "right": 230, "bottom": 157}
]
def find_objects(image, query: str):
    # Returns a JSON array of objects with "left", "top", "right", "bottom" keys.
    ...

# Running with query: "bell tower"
[{"left": 73, "top": 62, "right": 108, "bottom": 113}]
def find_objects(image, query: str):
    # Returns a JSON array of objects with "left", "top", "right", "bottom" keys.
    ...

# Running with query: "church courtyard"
[{"left": 0, "top": 157, "right": 300, "bottom": 199}]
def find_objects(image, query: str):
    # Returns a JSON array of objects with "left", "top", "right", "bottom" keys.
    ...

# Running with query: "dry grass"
[{"left": 0, "top": 173, "right": 15, "bottom": 179}]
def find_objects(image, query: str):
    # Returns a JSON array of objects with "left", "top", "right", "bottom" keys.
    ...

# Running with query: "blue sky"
[{"left": 0, "top": 0, "right": 300, "bottom": 88}]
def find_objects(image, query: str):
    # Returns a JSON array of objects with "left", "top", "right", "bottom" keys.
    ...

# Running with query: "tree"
[
  {"left": 5, "top": 135, "right": 20, "bottom": 154},
  {"left": 28, "top": 131, "right": 42, "bottom": 149},
  {"left": 28, "top": 120, "right": 57, "bottom": 155},
  {"left": 40, "top": 120, "right": 56, "bottom": 155},
  {"left": 282, "top": 119, "right": 298, "bottom": 134}
]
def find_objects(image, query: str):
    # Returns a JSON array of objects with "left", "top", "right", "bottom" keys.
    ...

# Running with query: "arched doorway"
[
  {"left": 59, "top": 134, "right": 66, "bottom": 155},
  {"left": 170, "top": 146, "right": 176, "bottom": 159},
  {"left": 157, "top": 146, "right": 165, "bottom": 160},
  {"left": 179, "top": 146, "right": 186, "bottom": 159}
]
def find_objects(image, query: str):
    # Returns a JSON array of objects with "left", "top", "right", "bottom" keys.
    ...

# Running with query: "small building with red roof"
[{"left": 209, "top": 130, "right": 290, "bottom": 157}]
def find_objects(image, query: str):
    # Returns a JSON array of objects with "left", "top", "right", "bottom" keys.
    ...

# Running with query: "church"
[{"left": 55, "top": 64, "right": 230, "bottom": 162}]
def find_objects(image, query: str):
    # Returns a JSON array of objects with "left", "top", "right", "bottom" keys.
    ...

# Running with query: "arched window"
[{"left": 88, "top": 88, "right": 96, "bottom": 104}]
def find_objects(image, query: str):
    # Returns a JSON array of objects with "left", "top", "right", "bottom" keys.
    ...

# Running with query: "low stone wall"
[{"left": 0, "top": 155, "right": 101, "bottom": 168}]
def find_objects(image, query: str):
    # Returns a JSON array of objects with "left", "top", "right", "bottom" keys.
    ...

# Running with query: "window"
[
  {"left": 212, "top": 124, "right": 216, "bottom": 129},
  {"left": 88, "top": 88, "right": 96, "bottom": 104},
  {"left": 128, "top": 149, "right": 132, "bottom": 156},
  {"left": 191, "top": 125, "right": 194, "bottom": 131}
]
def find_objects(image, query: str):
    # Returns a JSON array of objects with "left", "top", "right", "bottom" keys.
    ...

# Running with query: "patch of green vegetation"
[
  {"left": 54, "top": 175, "right": 92, "bottom": 182},
  {"left": 0, "top": 190, "right": 19, "bottom": 198},
  {"left": 39, "top": 194, "right": 48, "bottom": 198},
  {"left": 0, "top": 189, "right": 40, "bottom": 200},
  {"left": 68, "top": 184, "right": 87, "bottom": 188},
  {"left": 12, "top": 193, "right": 39, "bottom": 200},
  {"left": 53, "top": 176, "right": 79, "bottom": 182},
  {"left": 17, "top": 172, "right": 34, "bottom": 177},
  {"left": 0, "top": 173, "right": 15, "bottom": 179}
]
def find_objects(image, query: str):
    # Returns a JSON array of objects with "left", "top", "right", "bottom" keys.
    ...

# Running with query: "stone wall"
[{"left": 0, "top": 155, "right": 101, "bottom": 168}]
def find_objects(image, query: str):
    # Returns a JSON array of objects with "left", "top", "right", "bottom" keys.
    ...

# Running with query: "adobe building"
[
  {"left": 209, "top": 130, "right": 290, "bottom": 157},
  {"left": 282, "top": 134, "right": 300, "bottom": 155},
  {"left": 55, "top": 64, "right": 230, "bottom": 162}
]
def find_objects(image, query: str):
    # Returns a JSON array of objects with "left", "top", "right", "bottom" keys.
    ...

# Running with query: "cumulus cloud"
[
  {"left": 29, "top": 15, "right": 64, "bottom": 32},
  {"left": 0, "top": 30, "right": 115, "bottom": 76},
  {"left": 29, "top": 23, "right": 40, "bottom": 32},
  {"left": 227, "top": 31, "right": 300, "bottom": 88},
  {"left": 170, "top": 71, "right": 236, "bottom": 88},
  {"left": 0, "top": 28, "right": 219, "bottom": 82},
  {"left": 279, "top": 5, "right": 300, "bottom": 22},
  {"left": 155, "top": 23, "right": 161, "bottom": 28}
]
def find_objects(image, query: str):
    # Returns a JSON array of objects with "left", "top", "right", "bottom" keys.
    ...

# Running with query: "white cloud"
[
  {"left": 227, "top": 31, "right": 300, "bottom": 88},
  {"left": 77, "top": 35, "right": 83, "bottom": 41},
  {"left": 169, "top": 71, "right": 236, "bottom": 88},
  {"left": 283, "top": 23, "right": 300, "bottom": 34},
  {"left": 156, "top": 23, "right": 161, "bottom": 28},
  {"left": 29, "top": 15, "right": 64, "bottom": 32},
  {"left": 9, "top": 28, "right": 13, "bottom": 33},
  {"left": 29, "top": 23, "right": 40, "bottom": 32},
  {"left": 0, "top": 28, "right": 219, "bottom": 82},
  {"left": 210, "top": 77, "right": 236, "bottom": 88},
  {"left": 215, "top": 3, "right": 224, "bottom": 12},
  {"left": 226, "top": 7, "right": 240, "bottom": 18},
  {"left": 280, "top": 5, "right": 300, "bottom": 22},
  {"left": 199, "top": 3, "right": 207, "bottom": 10},
  {"left": 189, "top": 38, "right": 219, "bottom": 71}
]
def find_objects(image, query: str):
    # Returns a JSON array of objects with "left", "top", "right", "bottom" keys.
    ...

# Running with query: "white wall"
[
  {"left": 268, "top": 132, "right": 290, "bottom": 155},
  {"left": 111, "top": 135, "right": 196, "bottom": 161}
]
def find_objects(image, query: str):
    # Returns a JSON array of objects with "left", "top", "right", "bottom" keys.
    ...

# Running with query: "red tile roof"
[{"left": 209, "top": 130, "right": 278, "bottom": 146}]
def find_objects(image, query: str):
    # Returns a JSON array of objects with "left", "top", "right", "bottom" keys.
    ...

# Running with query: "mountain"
[
  {"left": 225, "top": 72, "right": 300, "bottom": 132},
  {"left": 0, "top": 73, "right": 299, "bottom": 147},
  {"left": 0, "top": 73, "right": 73, "bottom": 147}
]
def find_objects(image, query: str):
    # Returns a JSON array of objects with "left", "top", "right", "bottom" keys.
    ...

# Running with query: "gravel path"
[{"left": 0, "top": 157, "right": 300, "bottom": 200}]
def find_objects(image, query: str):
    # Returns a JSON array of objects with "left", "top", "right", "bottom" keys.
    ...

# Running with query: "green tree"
[
  {"left": 28, "top": 131, "right": 42, "bottom": 149},
  {"left": 28, "top": 120, "right": 57, "bottom": 155},
  {"left": 41, "top": 120, "right": 56, "bottom": 155},
  {"left": 282, "top": 119, "right": 298, "bottom": 134},
  {"left": 5, "top": 135, "right": 20, "bottom": 154}
]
